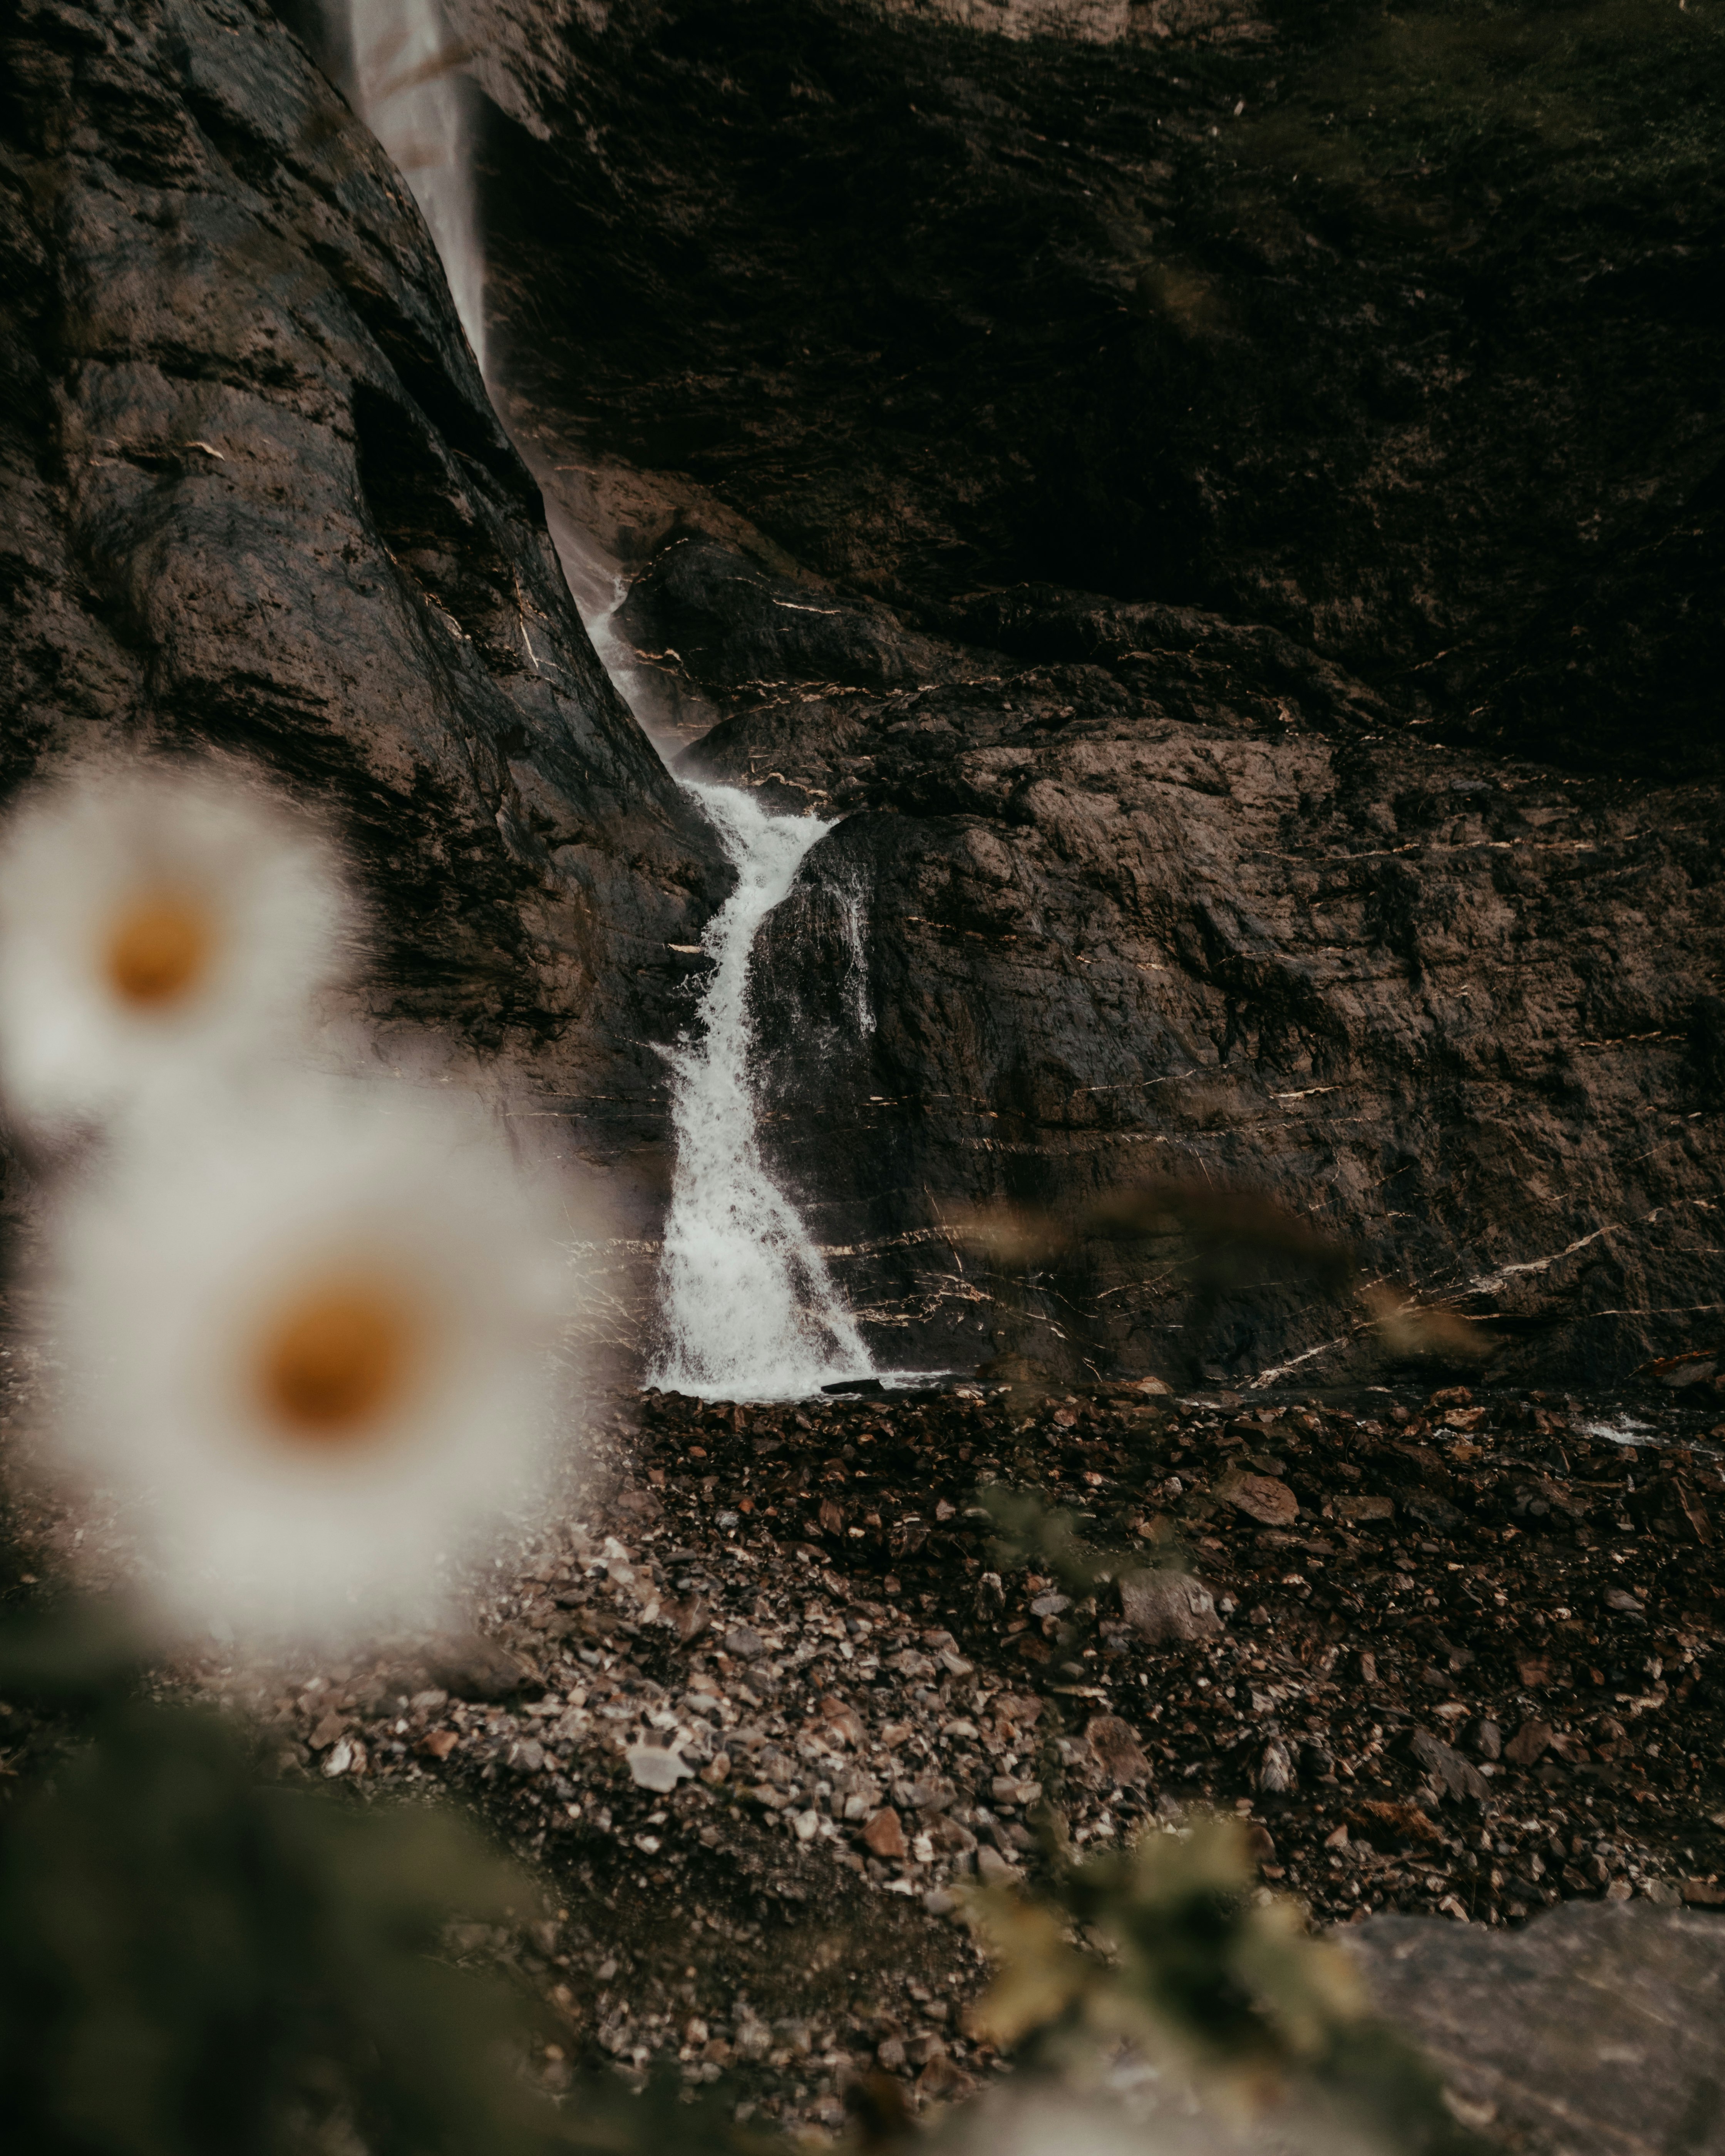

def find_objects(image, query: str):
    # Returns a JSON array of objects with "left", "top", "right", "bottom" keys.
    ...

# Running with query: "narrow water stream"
[
  {"left": 650, "top": 785, "right": 875, "bottom": 1400},
  {"left": 340, "top": 0, "right": 487, "bottom": 374}
]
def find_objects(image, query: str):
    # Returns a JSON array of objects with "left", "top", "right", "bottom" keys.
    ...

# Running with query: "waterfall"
[
  {"left": 328, "top": 15, "right": 866, "bottom": 1397},
  {"left": 650, "top": 784, "right": 876, "bottom": 1401},
  {"left": 340, "top": 0, "right": 487, "bottom": 375}
]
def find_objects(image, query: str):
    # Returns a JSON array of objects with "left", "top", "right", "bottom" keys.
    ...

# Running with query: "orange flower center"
[
  {"left": 255, "top": 1279, "right": 419, "bottom": 1444},
  {"left": 105, "top": 889, "right": 214, "bottom": 1008}
]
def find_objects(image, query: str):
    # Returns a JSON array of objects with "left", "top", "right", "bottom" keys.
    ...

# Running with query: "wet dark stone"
[
  {"left": 0, "top": 0, "right": 723, "bottom": 1282},
  {"left": 442, "top": 0, "right": 1725, "bottom": 1386}
]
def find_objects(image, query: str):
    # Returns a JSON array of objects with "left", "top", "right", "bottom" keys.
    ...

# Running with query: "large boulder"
[{"left": 1345, "top": 1900, "right": 1725, "bottom": 2156}]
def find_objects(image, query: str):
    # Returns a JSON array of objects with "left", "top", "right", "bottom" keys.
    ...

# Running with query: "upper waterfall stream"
[
  {"left": 650, "top": 785, "right": 876, "bottom": 1401},
  {"left": 340, "top": 0, "right": 487, "bottom": 374}
]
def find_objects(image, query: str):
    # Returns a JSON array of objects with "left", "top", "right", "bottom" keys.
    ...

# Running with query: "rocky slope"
[
  {"left": 0, "top": 0, "right": 723, "bottom": 1278},
  {"left": 169, "top": 1368, "right": 1725, "bottom": 2142}
]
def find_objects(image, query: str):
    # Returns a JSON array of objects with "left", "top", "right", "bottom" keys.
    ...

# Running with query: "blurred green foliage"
[
  {"left": 0, "top": 1609, "right": 785, "bottom": 2156},
  {"left": 0, "top": 1684, "right": 549, "bottom": 2154},
  {"left": 965, "top": 1813, "right": 1489, "bottom": 2155},
  {"left": 980, "top": 1486, "right": 1129, "bottom": 1595}
]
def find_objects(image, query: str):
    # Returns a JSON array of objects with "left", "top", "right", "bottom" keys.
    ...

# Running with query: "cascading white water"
[
  {"left": 328, "top": 20, "right": 868, "bottom": 1396},
  {"left": 341, "top": 0, "right": 487, "bottom": 375},
  {"left": 650, "top": 785, "right": 876, "bottom": 1400}
]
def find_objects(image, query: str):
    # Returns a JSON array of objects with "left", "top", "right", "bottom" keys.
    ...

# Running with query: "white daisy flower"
[
  {"left": 0, "top": 762, "right": 350, "bottom": 1128},
  {"left": 51, "top": 1079, "right": 568, "bottom": 1645}
]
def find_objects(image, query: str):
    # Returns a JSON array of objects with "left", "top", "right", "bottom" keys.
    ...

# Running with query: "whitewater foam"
[{"left": 650, "top": 785, "right": 875, "bottom": 1401}]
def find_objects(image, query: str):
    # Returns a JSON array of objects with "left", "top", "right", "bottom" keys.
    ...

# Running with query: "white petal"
[
  {"left": 0, "top": 760, "right": 351, "bottom": 1127},
  {"left": 50, "top": 1074, "right": 572, "bottom": 1645}
]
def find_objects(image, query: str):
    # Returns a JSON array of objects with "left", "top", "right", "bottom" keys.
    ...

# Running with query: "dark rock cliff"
[
  {"left": 7, "top": 0, "right": 1720, "bottom": 1387},
  {"left": 466, "top": 0, "right": 1723, "bottom": 1386},
  {"left": 0, "top": 0, "right": 722, "bottom": 1262}
]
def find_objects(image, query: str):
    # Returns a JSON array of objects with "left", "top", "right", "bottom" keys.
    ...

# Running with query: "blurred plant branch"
[
  {"left": 964, "top": 1814, "right": 1490, "bottom": 2156},
  {"left": 958, "top": 1178, "right": 1492, "bottom": 1371}
]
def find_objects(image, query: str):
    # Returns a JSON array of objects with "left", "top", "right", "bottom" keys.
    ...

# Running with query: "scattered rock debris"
[{"left": 215, "top": 1377, "right": 1725, "bottom": 2127}]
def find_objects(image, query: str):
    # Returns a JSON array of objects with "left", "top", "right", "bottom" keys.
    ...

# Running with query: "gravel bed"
[{"left": 212, "top": 1373, "right": 1725, "bottom": 2128}]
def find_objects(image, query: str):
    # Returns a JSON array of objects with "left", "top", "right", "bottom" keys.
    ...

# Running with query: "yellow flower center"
[
  {"left": 255, "top": 1279, "right": 419, "bottom": 1444},
  {"left": 105, "top": 889, "right": 214, "bottom": 1008}
]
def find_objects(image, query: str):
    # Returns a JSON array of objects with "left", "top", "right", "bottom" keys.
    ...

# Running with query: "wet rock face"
[
  {"left": 0, "top": 0, "right": 720, "bottom": 1183},
  {"left": 444, "top": 0, "right": 1725, "bottom": 1384},
  {"left": 473, "top": 0, "right": 1725, "bottom": 778},
  {"left": 634, "top": 557, "right": 1721, "bottom": 1384},
  {"left": 13, "top": 0, "right": 1723, "bottom": 1387}
]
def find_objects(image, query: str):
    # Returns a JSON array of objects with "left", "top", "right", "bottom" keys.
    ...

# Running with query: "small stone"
[
  {"left": 976, "top": 1845, "right": 1021, "bottom": 1883},
  {"left": 862, "top": 1806, "right": 908, "bottom": 1859},
  {"left": 923, "top": 1887, "right": 958, "bottom": 1916},
  {"left": 416, "top": 1728, "right": 459, "bottom": 1761},
  {"left": 1258, "top": 1734, "right": 1295, "bottom": 1795},
  {"left": 1407, "top": 1726, "right": 1490, "bottom": 1803},
  {"left": 625, "top": 1743, "right": 693, "bottom": 1791},
  {"left": 1604, "top": 1587, "right": 1646, "bottom": 1617},
  {"left": 1119, "top": 1569, "right": 1222, "bottom": 1643},
  {"left": 429, "top": 1636, "right": 543, "bottom": 1704},
  {"left": 308, "top": 1712, "right": 348, "bottom": 1751},
  {"left": 819, "top": 1696, "right": 866, "bottom": 1745},
  {"left": 1504, "top": 1719, "right": 1553, "bottom": 1769},
  {"left": 1336, "top": 1493, "right": 1395, "bottom": 1524},
  {"left": 916, "top": 2055, "right": 975, "bottom": 2101},
  {"left": 926, "top": 1813, "right": 978, "bottom": 1855},
  {"left": 1470, "top": 1718, "right": 1502, "bottom": 1761},
  {"left": 1215, "top": 1468, "right": 1298, "bottom": 1527},
  {"left": 723, "top": 1626, "right": 767, "bottom": 1659},
  {"left": 1084, "top": 1714, "right": 1149, "bottom": 1786},
  {"left": 507, "top": 1738, "right": 545, "bottom": 1775}
]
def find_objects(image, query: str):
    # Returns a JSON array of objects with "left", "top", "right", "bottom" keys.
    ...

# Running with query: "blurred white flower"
[
  {"left": 0, "top": 762, "right": 350, "bottom": 1127},
  {"left": 952, "top": 2089, "right": 1387, "bottom": 2156},
  {"left": 52, "top": 1079, "right": 568, "bottom": 1643}
]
